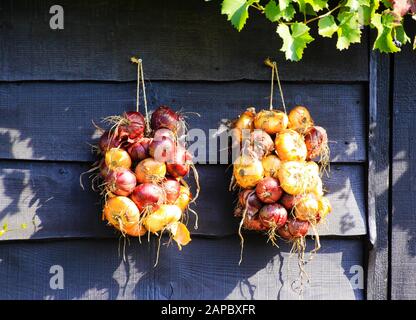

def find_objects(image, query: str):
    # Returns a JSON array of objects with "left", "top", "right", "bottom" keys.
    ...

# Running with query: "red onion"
[
  {"left": 162, "top": 177, "right": 181, "bottom": 204},
  {"left": 130, "top": 183, "right": 164, "bottom": 211},
  {"left": 151, "top": 106, "right": 182, "bottom": 133},
  {"left": 250, "top": 130, "right": 274, "bottom": 159},
  {"left": 166, "top": 145, "right": 190, "bottom": 178},
  {"left": 117, "top": 111, "right": 145, "bottom": 141},
  {"left": 288, "top": 219, "right": 310, "bottom": 237},
  {"left": 243, "top": 215, "right": 268, "bottom": 231},
  {"left": 304, "top": 126, "right": 328, "bottom": 160},
  {"left": 255, "top": 177, "right": 283, "bottom": 204},
  {"left": 98, "top": 131, "right": 122, "bottom": 154},
  {"left": 153, "top": 128, "right": 176, "bottom": 142},
  {"left": 277, "top": 223, "right": 293, "bottom": 240},
  {"left": 105, "top": 168, "right": 137, "bottom": 196},
  {"left": 149, "top": 136, "right": 175, "bottom": 163},
  {"left": 280, "top": 193, "right": 303, "bottom": 211},
  {"left": 127, "top": 138, "right": 152, "bottom": 161},
  {"left": 259, "top": 203, "right": 287, "bottom": 229},
  {"left": 238, "top": 189, "right": 263, "bottom": 217}
]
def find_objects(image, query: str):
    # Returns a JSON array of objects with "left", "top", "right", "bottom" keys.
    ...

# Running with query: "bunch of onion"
[
  {"left": 230, "top": 106, "right": 331, "bottom": 265},
  {"left": 81, "top": 106, "right": 199, "bottom": 265}
]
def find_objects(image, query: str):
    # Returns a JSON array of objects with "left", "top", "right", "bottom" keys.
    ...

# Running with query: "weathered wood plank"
[
  {"left": 0, "top": 237, "right": 364, "bottom": 300},
  {"left": 391, "top": 30, "right": 416, "bottom": 300},
  {"left": 0, "top": 239, "right": 155, "bottom": 299},
  {"left": 0, "top": 161, "right": 366, "bottom": 240},
  {"left": 366, "top": 50, "right": 390, "bottom": 299},
  {"left": 0, "top": 0, "right": 369, "bottom": 81},
  {"left": 154, "top": 236, "right": 364, "bottom": 300},
  {"left": 0, "top": 82, "right": 366, "bottom": 163}
]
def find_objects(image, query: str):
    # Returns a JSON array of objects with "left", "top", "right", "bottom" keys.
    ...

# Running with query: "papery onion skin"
[
  {"left": 254, "top": 110, "right": 288, "bottom": 134},
  {"left": 105, "top": 167, "right": 137, "bottom": 196},
  {"left": 288, "top": 219, "right": 310, "bottom": 238},
  {"left": 275, "top": 129, "right": 307, "bottom": 162},
  {"left": 117, "top": 111, "right": 146, "bottom": 141},
  {"left": 151, "top": 105, "right": 181, "bottom": 133},
  {"left": 105, "top": 148, "right": 132, "bottom": 171},
  {"left": 103, "top": 196, "right": 141, "bottom": 232},
  {"left": 233, "top": 155, "right": 264, "bottom": 189},
  {"left": 304, "top": 126, "right": 328, "bottom": 160},
  {"left": 288, "top": 106, "right": 314, "bottom": 134},
  {"left": 130, "top": 183, "right": 164, "bottom": 212},
  {"left": 255, "top": 177, "right": 283, "bottom": 204},
  {"left": 99, "top": 131, "right": 122, "bottom": 154},
  {"left": 135, "top": 158, "right": 166, "bottom": 183},
  {"left": 127, "top": 138, "right": 152, "bottom": 162},
  {"left": 238, "top": 189, "right": 263, "bottom": 217},
  {"left": 259, "top": 203, "right": 288, "bottom": 229},
  {"left": 262, "top": 155, "right": 281, "bottom": 178},
  {"left": 162, "top": 177, "right": 181, "bottom": 204}
]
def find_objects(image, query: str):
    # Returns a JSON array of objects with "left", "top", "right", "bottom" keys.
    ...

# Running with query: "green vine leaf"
[
  {"left": 294, "top": 0, "right": 329, "bottom": 13},
  {"left": 221, "top": 0, "right": 259, "bottom": 31},
  {"left": 318, "top": 15, "right": 338, "bottom": 37},
  {"left": 265, "top": 0, "right": 296, "bottom": 21},
  {"left": 395, "top": 24, "right": 410, "bottom": 45},
  {"left": 372, "top": 12, "right": 400, "bottom": 53},
  {"left": 277, "top": 22, "right": 314, "bottom": 61},
  {"left": 362, "top": 0, "right": 380, "bottom": 25},
  {"left": 345, "top": 0, "right": 370, "bottom": 11},
  {"left": 336, "top": 11, "right": 362, "bottom": 50}
]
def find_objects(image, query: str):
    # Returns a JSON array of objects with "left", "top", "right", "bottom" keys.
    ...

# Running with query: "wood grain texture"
[
  {"left": 154, "top": 236, "right": 364, "bottom": 300},
  {"left": 391, "top": 28, "right": 416, "bottom": 300},
  {"left": 0, "top": 0, "right": 369, "bottom": 81},
  {"left": 0, "top": 81, "right": 366, "bottom": 163},
  {"left": 366, "top": 51, "right": 390, "bottom": 300},
  {"left": 0, "top": 239, "right": 155, "bottom": 299},
  {"left": 0, "top": 161, "right": 366, "bottom": 240},
  {"left": 0, "top": 237, "right": 364, "bottom": 300}
]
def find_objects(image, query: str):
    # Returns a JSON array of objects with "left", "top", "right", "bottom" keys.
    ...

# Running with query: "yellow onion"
[
  {"left": 275, "top": 129, "right": 307, "bottom": 161},
  {"left": 317, "top": 196, "right": 332, "bottom": 220},
  {"left": 277, "top": 161, "right": 306, "bottom": 195},
  {"left": 233, "top": 155, "right": 264, "bottom": 188},
  {"left": 103, "top": 196, "right": 140, "bottom": 232},
  {"left": 261, "top": 154, "right": 281, "bottom": 178},
  {"left": 105, "top": 148, "right": 132, "bottom": 170},
  {"left": 295, "top": 193, "right": 319, "bottom": 221},
  {"left": 288, "top": 106, "right": 314, "bottom": 133},
  {"left": 254, "top": 110, "right": 288, "bottom": 134},
  {"left": 174, "top": 186, "right": 192, "bottom": 212},
  {"left": 144, "top": 204, "right": 182, "bottom": 233}
]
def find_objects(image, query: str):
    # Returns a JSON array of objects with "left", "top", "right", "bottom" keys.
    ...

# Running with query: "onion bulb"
[
  {"left": 144, "top": 204, "right": 182, "bottom": 233},
  {"left": 288, "top": 106, "right": 314, "bottom": 133},
  {"left": 103, "top": 196, "right": 141, "bottom": 232},
  {"left": 174, "top": 186, "right": 192, "bottom": 211},
  {"left": 277, "top": 161, "right": 307, "bottom": 195},
  {"left": 105, "top": 148, "right": 132, "bottom": 170},
  {"left": 261, "top": 154, "right": 281, "bottom": 178},
  {"left": 234, "top": 108, "right": 256, "bottom": 131},
  {"left": 275, "top": 129, "right": 307, "bottom": 161},
  {"left": 233, "top": 155, "right": 264, "bottom": 188},
  {"left": 294, "top": 193, "right": 319, "bottom": 221},
  {"left": 135, "top": 158, "right": 166, "bottom": 183},
  {"left": 254, "top": 110, "right": 288, "bottom": 134}
]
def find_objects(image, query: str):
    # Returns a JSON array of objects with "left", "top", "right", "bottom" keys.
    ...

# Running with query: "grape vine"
[{"left": 212, "top": 0, "right": 416, "bottom": 61}]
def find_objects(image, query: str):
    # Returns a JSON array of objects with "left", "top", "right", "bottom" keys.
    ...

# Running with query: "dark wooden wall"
[{"left": 0, "top": 0, "right": 385, "bottom": 300}]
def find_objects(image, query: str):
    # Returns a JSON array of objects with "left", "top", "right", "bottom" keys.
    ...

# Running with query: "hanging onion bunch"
[
  {"left": 230, "top": 60, "right": 331, "bottom": 268},
  {"left": 81, "top": 58, "right": 199, "bottom": 265},
  {"left": 231, "top": 105, "right": 331, "bottom": 263}
]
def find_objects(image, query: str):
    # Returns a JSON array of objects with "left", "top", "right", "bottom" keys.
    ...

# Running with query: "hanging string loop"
[
  {"left": 130, "top": 56, "right": 150, "bottom": 133},
  {"left": 264, "top": 58, "right": 287, "bottom": 114}
]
